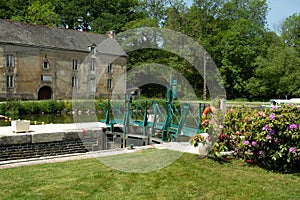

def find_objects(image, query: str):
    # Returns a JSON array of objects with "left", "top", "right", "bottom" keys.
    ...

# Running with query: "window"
[
  {"left": 89, "top": 78, "right": 96, "bottom": 92},
  {"left": 72, "top": 76, "right": 79, "bottom": 88},
  {"left": 41, "top": 75, "right": 51, "bottom": 82},
  {"left": 6, "top": 75, "right": 14, "bottom": 88},
  {"left": 6, "top": 54, "right": 15, "bottom": 67},
  {"left": 89, "top": 45, "right": 96, "bottom": 55},
  {"left": 90, "top": 59, "right": 96, "bottom": 71},
  {"left": 107, "top": 63, "right": 113, "bottom": 73},
  {"left": 72, "top": 59, "right": 78, "bottom": 71},
  {"left": 43, "top": 61, "right": 50, "bottom": 69},
  {"left": 107, "top": 79, "right": 112, "bottom": 90}
]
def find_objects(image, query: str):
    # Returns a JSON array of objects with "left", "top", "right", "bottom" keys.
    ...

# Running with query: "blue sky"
[
  {"left": 184, "top": 0, "right": 300, "bottom": 31},
  {"left": 267, "top": 0, "right": 300, "bottom": 31}
]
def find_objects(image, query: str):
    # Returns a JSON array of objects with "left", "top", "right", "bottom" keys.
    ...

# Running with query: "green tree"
[
  {"left": 8, "top": 0, "right": 31, "bottom": 22},
  {"left": 214, "top": 0, "right": 269, "bottom": 99},
  {"left": 123, "top": 18, "right": 159, "bottom": 30},
  {"left": 163, "top": 0, "right": 220, "bottom": 97},
  {"left": 217, "top": 18, "right": 267, "bottom": 99},
  {"left": 51, "top": 0, "right": 88, "bottom": 29},
  {"left": 164, "top": 0, "right": 190, "bottom": 33},
  {"left": 90, "top": 0, "right": 143, "bottom": 33},
  {"left": 246, "top": 43, "right": 300, "bottom": 99},
  {"left": 25, "top": 0, "right": 59, "bottom": 26},
  {"left": 139, "top": 0, "right": 168, "bottom": 26},
  {"left": 50, "top": 0, "right": 143, "bottom": 31},
  {"left": 280, "top": 13, "right": 300, "bottom": 52},
  {"left": 165, "top": 0, "right": 269, "bottom": 99},
  {"left": 0, "top": 0, "right": 13, "bottom": 19}
]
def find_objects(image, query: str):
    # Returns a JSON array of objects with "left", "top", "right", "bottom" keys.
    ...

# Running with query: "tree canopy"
[{"left": 1, "top": 0, "right": 299, "bottom": 100}]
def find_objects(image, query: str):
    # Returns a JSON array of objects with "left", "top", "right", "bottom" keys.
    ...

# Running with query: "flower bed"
[{"left": 213, "top": 105, "right": 300, "bottom": 173}]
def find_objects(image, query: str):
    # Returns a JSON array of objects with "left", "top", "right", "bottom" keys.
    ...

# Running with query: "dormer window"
[{"left": 88, "top": 44, "right": 97, "bottom": 55}]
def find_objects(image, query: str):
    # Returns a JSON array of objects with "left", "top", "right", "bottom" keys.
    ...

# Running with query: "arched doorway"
[{"left": 38, "top": 86, "right": 52, "bottom": 100}]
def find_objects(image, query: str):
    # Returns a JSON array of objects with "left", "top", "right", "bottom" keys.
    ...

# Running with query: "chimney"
[{"left": 106, "top": 30, "right": 116, "bottom": 40}]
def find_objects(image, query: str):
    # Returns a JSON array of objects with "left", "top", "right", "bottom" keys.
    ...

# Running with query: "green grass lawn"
[{"left": 0, "top": 149, "right": 300, "bottom": 200}]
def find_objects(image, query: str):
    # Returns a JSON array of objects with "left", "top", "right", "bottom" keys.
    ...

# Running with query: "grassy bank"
[{"left": 0, "top": 150, "right": 299, "bottom": 200}]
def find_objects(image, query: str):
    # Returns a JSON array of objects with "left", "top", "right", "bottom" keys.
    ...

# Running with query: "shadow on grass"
[
  {"left": 206, "top": 153, "right": 234, "bottom": 164},
  {"left": 97, "top": 148, "right": 184, "bottom": 173}
]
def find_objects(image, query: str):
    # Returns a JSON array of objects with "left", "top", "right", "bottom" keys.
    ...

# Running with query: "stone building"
[{"left": 0, "top": 19, "right": 127, "bottom": 100}]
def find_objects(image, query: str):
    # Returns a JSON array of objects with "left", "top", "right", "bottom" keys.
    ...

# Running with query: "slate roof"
[{"left": 0, "top": 19, "right": 123, "bottom": 54}]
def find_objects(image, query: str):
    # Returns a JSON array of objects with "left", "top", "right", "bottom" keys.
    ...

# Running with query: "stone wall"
[
  {"left": 0, "top": 129, "right": 109, "bottom": 161},
  {"left": 0, "top": 126, "right": 161, "bottom": 162},
  {"left": 0, "top": 44, "right": 127, "bottom": 100}
]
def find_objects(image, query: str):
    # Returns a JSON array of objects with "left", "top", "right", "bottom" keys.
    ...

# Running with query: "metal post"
[
  {"left": 105, "top": 100, "right": 110, "bottom": 124},
  {"left": 123, "top": 93, "right": 131, "bottom": 148},
  {"left": 150, "top": 102, "right": 158, "bottom": 137},
  {"left": 172, "top": 79, "right": 177, "bottom": 100},
  {"left": 143, "top": 101, "right": 148, "bottom": 135},
  {"left": 203, "top": 52, "right": 207, "bottom": 101},
  {"left": 162, "top": 87, "right": 170, "bottom": 141}
]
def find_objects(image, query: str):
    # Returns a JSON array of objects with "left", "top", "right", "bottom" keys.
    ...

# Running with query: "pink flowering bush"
[{"left": 213, "top": 105, "right": 300, "bottom": 173}]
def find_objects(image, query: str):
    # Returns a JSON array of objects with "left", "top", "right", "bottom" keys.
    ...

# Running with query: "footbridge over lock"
[
  {"left": 100, "top": 98, "right": 210, "bottom": 142},
  {"left": 98, "top": 81, "right": 217, "bottom": 147}
]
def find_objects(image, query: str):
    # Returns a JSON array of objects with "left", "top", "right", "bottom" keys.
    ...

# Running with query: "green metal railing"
[
  {"left": 99, "top": 98, "right": 208, "bottom": 141},
  {"left": 98, "top": 75, "right": 211, "bottom": 141}
]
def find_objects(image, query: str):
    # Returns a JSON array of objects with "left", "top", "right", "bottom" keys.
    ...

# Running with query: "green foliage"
[
  {"left": 63, "top": 101, "right": 72, "bottom": 113},
  {"left": 89, "top": 0, "right": 143, "bottom": 33},
  {"left": 19, "top": 101, "right": 40, "bottom": 114},
  {"left": 3, "top": 101, "right": 21, "bottom": 118},
  {"left": 6, "top": 0, "right": 31, "bottom": 22},
  {"left": 138, "top": 0, "right": 170, "bottom": 27},
  {"left": 1, "top": 100, "right": 72, "bottom": 117},
  {"left": 215, "top": 105, "right": 300, "bottom": 173},
  {"left": 25, "top": 0, "right": 59, "bottom": 26},
  {"left": 281, "top": 13, "right": 300, "bottom": 52},
  {"left": 123, "top": 18, "right": 159, "bottom": 30},
  {"left": 164, "top": 0, "right": 271, "bottom": 100},
  {"left": 3, "top": 0, "right": 144, "bottom": 32},
  {"left": 0, "top": 0, "right": 13, "bottom": 19},
  {"left": 127, "top": 49, "right": 202, "bottom": 97},
  {"left": 247, "top": 43, "right": 300, "bottom": 99},
  {"left": 0, "top": 0, "right": 299, "bottom": 100},
  {"left": 190, "top": 133, "right": 206, "bottom": 147}
]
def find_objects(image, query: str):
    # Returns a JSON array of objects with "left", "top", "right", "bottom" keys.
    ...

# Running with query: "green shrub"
[
  {"left": 19, "top": 101, "right": 39, "bottom": 114},
  {"left": 0, "top": 100, "right": 72, "bottom": 116},
  {"left": 4, "top": 101, "right": 21, "bottom": 117},
  {"left": 0, "top": 103, "right": 6, "bottom": 115},
  {"left": 214, "top": 105, "right": 300, "bottom": 173},
  {"left": 37, "top": 100, "right": 50, "bottom": 113},
  {"left": 34, "top": 100, "right": 66, "bottom": 114},
  {"left": 63, "top": 101, "right": 72, "bottom": 112}
]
